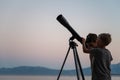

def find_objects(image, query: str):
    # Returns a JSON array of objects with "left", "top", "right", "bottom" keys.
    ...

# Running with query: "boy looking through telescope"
[
  {"left": 85, "top": 33, "right": 97, "bottom": 69},
  {"left": 82, "top": 33, "right": 113, "bottom": 80}
]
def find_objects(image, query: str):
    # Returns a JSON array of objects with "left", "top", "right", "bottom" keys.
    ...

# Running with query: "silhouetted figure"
[
  {"left": 82, "top": 33, "right": 113, "bottom": 80},
  {"left": 85, "top": 33, "right": 97, "bottom": 74}
]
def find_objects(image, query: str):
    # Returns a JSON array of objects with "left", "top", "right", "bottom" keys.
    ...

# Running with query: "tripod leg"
[
  {"left": 57, "top": 46, "right": 71, "bottom": 80},
  {"left": 73, "top": 48, "right": 80, "bottom": 80},
  {"left": 74, "top": 47, "right": 85, "bottom": 80}
]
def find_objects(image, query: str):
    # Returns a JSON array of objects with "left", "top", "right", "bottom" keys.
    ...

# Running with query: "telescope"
[
  {"left": 56, "top": 14, "right": 82, "bottom": 44},
  {"left": 56, "top": 14, "right": 85, "bottom": 80}
]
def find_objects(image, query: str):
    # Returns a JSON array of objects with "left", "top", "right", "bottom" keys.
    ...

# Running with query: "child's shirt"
[{"left": 90, "top": 48, "right": 113, "bottom": 80}]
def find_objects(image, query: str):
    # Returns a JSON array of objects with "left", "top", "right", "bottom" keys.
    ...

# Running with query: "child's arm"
[{"left": 82, "top": 38, "right": 91, "bottom": 53}]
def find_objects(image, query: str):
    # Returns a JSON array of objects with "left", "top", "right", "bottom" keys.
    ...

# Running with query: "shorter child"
[
  {"left": 82, "top": 33, "right": 113, "bottom": 80},
  {"left": 85, "top": 33, "right": 97, "bottom": 73},
  {"left": 85, "top": 33, "right": 97, "bottom": 49}
]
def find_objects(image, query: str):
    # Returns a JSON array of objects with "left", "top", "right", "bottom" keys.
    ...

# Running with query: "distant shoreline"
[{"left": 0, "top": 63, "right": 120, "bottom": 76}]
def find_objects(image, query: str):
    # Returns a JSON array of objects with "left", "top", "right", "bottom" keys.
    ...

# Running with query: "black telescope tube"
[{"left": 56, "top": 14, "right": 82, "bottom": 44}]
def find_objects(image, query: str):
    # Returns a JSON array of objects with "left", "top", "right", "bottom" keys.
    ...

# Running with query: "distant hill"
[
  {"left": 111, "top": 63, "right": 120, "bottom": 75},
  {"left": 0, "top": 63, "right": 120, "bottom": 75},
  {"left": 0, "top": 66, "right": 75, "bottom": 75},
  {"left": 80, "top": 63, "right": 120, "bottom": 75}
]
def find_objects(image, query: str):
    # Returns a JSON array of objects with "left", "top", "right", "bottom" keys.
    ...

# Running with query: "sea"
[{"left": 0, "top": 75, "right": 119, "bottom": 80}]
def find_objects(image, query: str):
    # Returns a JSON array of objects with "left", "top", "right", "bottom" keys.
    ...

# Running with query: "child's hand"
[{"left": 82, "top": 37, "right": 86, "bottom": 44}]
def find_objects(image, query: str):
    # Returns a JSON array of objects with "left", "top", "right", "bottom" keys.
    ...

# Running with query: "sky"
[{"left": 0, "top": 0, "right": 120, "bottom": 69}]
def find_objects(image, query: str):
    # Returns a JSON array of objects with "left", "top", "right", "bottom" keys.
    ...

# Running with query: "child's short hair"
[
  {"left": 86, "top": 33, "right": 97, "bottom": 43},
  {"left": 98, "top": 33, "right": 112, "bottom": 46}
]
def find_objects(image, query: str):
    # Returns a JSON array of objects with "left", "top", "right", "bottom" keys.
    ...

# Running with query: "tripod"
[{"left": 57, "top": 37, "right": 85, "bottom": 80}]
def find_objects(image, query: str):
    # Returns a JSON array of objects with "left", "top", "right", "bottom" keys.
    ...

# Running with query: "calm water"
[{"left": 0, "top": 75, "right": 119, "bottom": 80}]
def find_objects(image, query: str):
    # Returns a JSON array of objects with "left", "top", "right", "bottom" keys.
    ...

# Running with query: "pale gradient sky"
[{"left": 0, "top": 0, "right": 120, "bottom": 69}]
